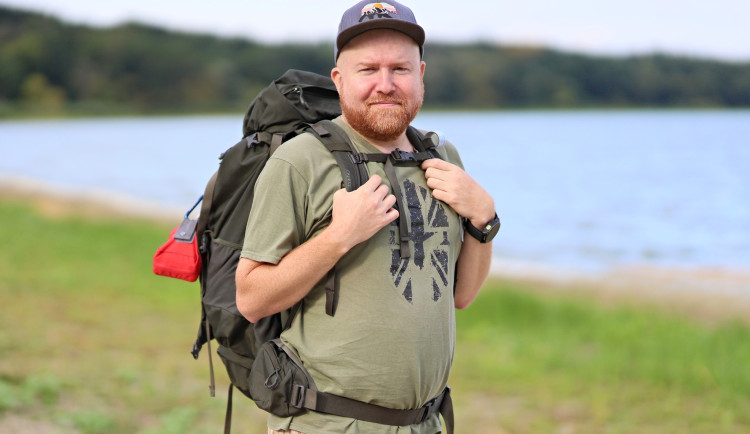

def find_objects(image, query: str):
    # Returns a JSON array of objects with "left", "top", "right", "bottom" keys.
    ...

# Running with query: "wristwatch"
[{"left": 464, "top": 213, "right": 500, "bottom": 243}]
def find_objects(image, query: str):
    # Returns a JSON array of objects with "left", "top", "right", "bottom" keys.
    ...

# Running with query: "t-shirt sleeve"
[
  {"left": 240, "top": 157, "right": 308, "bottom": 264},
  {"left": 441, "top": 140, "right": 464, "bottom": 170}
]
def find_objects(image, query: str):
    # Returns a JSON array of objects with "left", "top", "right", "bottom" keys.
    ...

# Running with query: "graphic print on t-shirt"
[{"left": 389, "top": 179, "right": 451, "bottom": 303}]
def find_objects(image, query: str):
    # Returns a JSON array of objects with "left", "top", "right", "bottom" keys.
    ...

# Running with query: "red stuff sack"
[{"left": 153, "top": 197, "right": 203, "bottom": 282}]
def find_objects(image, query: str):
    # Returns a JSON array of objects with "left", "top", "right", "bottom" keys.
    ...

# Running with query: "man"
[{"left": 236, "top": 1, "right": 498, "bottom": 432}]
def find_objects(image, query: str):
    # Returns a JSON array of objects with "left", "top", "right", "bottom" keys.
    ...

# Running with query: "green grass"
[
  {"left": 1, "top": 198, "right": 749, "bottom": 433},
  {"left": 0, "top": 199, "right": 268, "bottom": 433},
  {"left": 451, "top": 287, "right": 750, "bottom": 432}
]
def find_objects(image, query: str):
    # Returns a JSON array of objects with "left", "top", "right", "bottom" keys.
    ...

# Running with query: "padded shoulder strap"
[
  {"left": 307, "top": 120, "right": 369, "bottom": 192},
  {"left": 305, "top": 120, "right": 372, "bottom": 318},
  {"left": 406, "top": 126, "right": 444, "bottom": 160}
]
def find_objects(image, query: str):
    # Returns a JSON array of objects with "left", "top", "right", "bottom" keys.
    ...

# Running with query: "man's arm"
[
  {"left": 421, "top": 158, "right": 495, "bottom": 309},
  {"left": 236, "top": 175, "right": 398, "bottom": 323}
]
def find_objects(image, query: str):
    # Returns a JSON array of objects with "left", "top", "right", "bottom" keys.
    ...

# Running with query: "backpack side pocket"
[{"left": 248, "top": 339, "right": 315, "bottom": 417}]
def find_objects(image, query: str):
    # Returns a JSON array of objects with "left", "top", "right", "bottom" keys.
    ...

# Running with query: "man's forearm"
[
  {"left": 235, "top": 226, "right": 350, "bottom": 323},
  {"left": 237, "top": 176, "right": 400, "bottom": 323},
  {"left": 454, "top": 237, "right": 492, "bottom": 309}
]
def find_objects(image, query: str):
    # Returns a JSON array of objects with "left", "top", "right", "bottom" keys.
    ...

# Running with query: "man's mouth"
[{"left": 369, "top": 99, "right": 404, "bottom": 108}]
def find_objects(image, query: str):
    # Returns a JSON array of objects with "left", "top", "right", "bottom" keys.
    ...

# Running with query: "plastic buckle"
[
  {"left": 390, "top": 149, "right": 420, "bottom": 166},
  {"left": 290, "top": 384, "right": 306, "bottom": 408},
  {"left": 419, "top": 397, "right": 437, "bottom": 422},
  {"left": 349, "top": 153, "right": 363, "bottom": 164},
  {"left": 246, "top": 132, "right": 260, "bottom": 147},
  {"left": 190, "top": 340, "right": 201, "bottom": 360}
]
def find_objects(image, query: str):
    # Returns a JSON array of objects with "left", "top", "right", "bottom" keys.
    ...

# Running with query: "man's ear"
[{"left": 331, "top": 67, "right": 343, "bottom": 94}]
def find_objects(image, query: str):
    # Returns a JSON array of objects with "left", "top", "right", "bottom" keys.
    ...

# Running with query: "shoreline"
[
  {"left": 0, "top": 174, "right": 183, "bottom": 223},
  {"left": 491, "top": 258, "right": 750, "bottom": 297},
  {"left": 491, "top": 258, "right": 750, "bottom": 325},
  {"left": 3, "top": 175, "right": 749, "bottom": 321}
]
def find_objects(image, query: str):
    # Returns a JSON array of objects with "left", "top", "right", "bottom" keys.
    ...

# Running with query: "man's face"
[{"left": 332, "top": 30, "right": 425, "bottom": 143}]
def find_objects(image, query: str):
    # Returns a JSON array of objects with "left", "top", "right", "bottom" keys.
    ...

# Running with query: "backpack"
[{"left": 155, "top": 69, "right": 454, "bottom": 433}]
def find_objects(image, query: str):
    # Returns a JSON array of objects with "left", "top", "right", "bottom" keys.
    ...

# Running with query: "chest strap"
[
  {"left": 356, "top": 149, "right": 439, "bottom": 259},
  {"left": 305, "top": 121, "right": 444, "bottom": 314}
]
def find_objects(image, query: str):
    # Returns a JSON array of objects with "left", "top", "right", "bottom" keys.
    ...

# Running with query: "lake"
[{"left": 2, "top": 110, "right": 749, "bottom": 272}]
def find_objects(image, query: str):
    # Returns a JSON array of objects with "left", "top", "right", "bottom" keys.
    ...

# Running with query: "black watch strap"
[{"left": 464, "top": 213, "right": 500, "bottom": 243}]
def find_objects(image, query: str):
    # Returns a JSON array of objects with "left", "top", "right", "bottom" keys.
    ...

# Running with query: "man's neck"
[{"left": 368, "top": 133, "right": 413, "bottom": 154}]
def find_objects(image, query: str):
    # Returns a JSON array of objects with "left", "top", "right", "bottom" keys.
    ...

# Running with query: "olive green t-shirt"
[{"left": 241, "top": 117, "right": 464, "bottom": 434}]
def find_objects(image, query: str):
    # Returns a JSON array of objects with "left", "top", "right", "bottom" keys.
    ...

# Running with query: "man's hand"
[
  {"left": 327, "top": 175, "right": 400, "bottom": 250},
  {"left": 236, "top": 175, "right": 399, "bottom": 322},
  {"left": 422, "top": 158, "right": 495, "bottom": 309},
  {"left": 421, "top": 159, "right": 495, "bottom": 227}
]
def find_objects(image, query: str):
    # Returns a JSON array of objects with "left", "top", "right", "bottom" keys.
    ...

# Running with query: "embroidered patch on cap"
[{"left": 360, "top": 3, "right": 398, "bottom": 21}]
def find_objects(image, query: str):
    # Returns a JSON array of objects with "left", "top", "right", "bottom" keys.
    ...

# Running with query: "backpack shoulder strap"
[
  {"left": 303, "top": 119, "right": 371, "bottom": 318},
  {"left": 307, "top": 119, "right": 369, "bottom": 192},
  {"left": 299, "top": 122, "right": 445, "bottom": 316},
  {"left": 406, "top": 126, "right": 444, "bottom": 160}
]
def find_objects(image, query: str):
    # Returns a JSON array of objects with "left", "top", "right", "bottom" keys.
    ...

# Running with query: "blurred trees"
[
  {"left": 421, "top": 44, "right": 750, "bottom": 108},
  {"left": 1, "top": 5, "right": 749, "bottom": 116}
]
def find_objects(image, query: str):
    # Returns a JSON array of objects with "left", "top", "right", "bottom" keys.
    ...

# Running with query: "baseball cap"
[{"left": 335, "top": 1, "right": 425, "bottom": 61}]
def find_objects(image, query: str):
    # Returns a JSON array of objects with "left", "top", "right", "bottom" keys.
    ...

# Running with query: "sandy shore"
[
  {"left": 3, "top": 175, "right": 749, "bottom": 323},
  {"left": 0, "top": 174, "right": 183, "bottom": 223},
  {"left": 491, "top": 259, "right": 750, "bottom": 325}
]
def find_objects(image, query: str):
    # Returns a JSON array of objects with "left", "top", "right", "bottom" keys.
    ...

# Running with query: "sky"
[{"left": 3, "top": 0, "right": 750, "bottom": 61}]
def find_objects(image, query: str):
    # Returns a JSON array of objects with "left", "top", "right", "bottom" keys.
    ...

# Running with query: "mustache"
[{"left": 366, "top": 96, "right": 406, "bottom": 106}]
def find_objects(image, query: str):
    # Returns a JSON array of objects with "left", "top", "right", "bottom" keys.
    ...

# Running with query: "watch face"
[
  {"left": 484, "top": 215, "right": 500, "bottom": 242},
  {"left": 464, "top": 214, "right": 500, "bottom": 243}
]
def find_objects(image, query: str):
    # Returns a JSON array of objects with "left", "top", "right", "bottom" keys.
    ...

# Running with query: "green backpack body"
[{"left": 190, "top": 69, "right": 350, "bottom": 394}]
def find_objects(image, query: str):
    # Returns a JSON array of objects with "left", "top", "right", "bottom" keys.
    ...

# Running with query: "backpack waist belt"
[{"left": 290, "top": 384, "right": 454, "bottom": 432}]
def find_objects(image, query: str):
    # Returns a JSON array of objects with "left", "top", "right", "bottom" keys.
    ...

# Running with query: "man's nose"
[{"left": 374, "top": 69, "right": 396, "bottom": 94}]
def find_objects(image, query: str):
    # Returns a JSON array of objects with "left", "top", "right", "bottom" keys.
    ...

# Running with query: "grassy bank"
[{"left": 1, "top": 197, "right": 749, "bottom": 433}]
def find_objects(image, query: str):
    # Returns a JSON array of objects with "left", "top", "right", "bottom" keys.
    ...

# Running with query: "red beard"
[{"left": 340, "top": 89, "right": 423, "bottom": 143}]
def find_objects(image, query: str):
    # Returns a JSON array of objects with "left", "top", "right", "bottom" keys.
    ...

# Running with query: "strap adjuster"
[
  {"left": 390, "top": 148, "right": 421, "bottom": 166},
  {"left": 290, "top": 384, "right": 306, "bottom": 408},
  {"left": 418, "top": 396, "right": 438, "bottom": 422},
  {"left": 348, "top": 153, "right": 363, "bottom": 164},
  {"left": 246, "top": 132, "right": 260, "bottom": 147}
]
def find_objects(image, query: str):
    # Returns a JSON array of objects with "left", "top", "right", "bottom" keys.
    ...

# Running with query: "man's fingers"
[
  {"left": 383, "top": 192, "right": 398, "bottom": 210},
  {"left": 360, "top": 174, "right": 384, "bottom": 191},
  {"left": 426, "top": 176, "right": 448, "bottom": 192},
  {"left": 374, "top": 182, "right": 392, "bottom": 199},
  {"left": 384, "top": 207, "right": 399, "bottom": 222},
  {"left": 350, "top": 175, "right": 395, "bottom": 214},
  {"left": 421, "top": 158, "right": 453, "bottom": 171}
]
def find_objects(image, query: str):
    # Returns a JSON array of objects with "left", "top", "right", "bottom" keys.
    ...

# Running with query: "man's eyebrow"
[{"left": 354, "top": 59, "right": 415, "bottom": 68}]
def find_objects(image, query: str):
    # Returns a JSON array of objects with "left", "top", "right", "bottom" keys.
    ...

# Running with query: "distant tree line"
[{"left": 1, "top": 5, "right": 749, "bottom": 116}]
